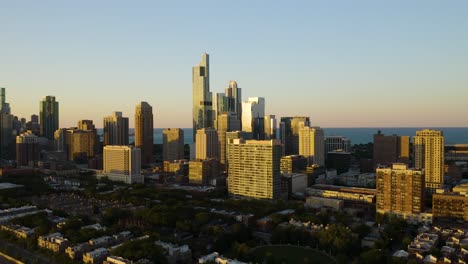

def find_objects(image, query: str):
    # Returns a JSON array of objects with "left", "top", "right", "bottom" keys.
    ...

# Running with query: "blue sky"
[{"left": 1, "top": 0, "right": 467, "bottom": 128}]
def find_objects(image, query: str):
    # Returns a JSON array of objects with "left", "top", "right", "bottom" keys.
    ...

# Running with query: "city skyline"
[{"left": 2, "top": 1, "right": 468, "bottom": 128}]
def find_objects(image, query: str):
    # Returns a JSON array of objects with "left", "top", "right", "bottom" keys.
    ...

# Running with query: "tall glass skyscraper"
[
  {"left": 40, "top": 96, "right": 59, "bottom": 140},
  {"left": 192, "top": 53, "right": 213, "bottom": 140},
  {"left": 135, "top": 102, "right": 154, "bottom": 165},
  {"left": 0, "top": 88, "right": 13, "bottom": 159}
]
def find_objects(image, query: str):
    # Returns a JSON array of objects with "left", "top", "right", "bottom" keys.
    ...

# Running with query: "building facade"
[
  {"left": 40, "top": 96, "right": 59, "bottom": 140},
  {"left": 103, "top": 112, "right": 129, "bottom": 146},
  {"left": 414, "top": 129, "right": 444, "bottom": 191},
  {"left": 224, "top": 80, "right": 242, "bottom": 121},
  {"left": 373, "top": 131, "right": 410, "bottom": 167},
  {"left": 242, "top": 97, "right": 265, "bottom": 140},
  {"left": 227, "top": 139, "right": 282, "bottom": 200},
  {"left": 195, "top": 128, "right": 219, "bottom": 160},
  {"left": 103, "top": 146, "right": 143, "bottom": 184},
  {"left": 264, "top": 114, "right": 277, "bottom": 140},
  {"left": 299, "top": 126, "right": 325, "bottom": 166},
  {"left": 376, "top": 164, "right": 424, "bottom": 220},
  {"left": 135, "top": 102, "right": 154, "bottom": 165},
  {"left": 325, "top": 136, "right": 351, "bottom": 153},
  {"left": 189, "top": 158, "right": 219, "bottom": 185},
  {"left": 162, "top": 128, "right": 184, "bottom": 161},
  {"left": 280, "top": 116, "right": 310, "bottom": 156},
  {"left": 192, "top": 53, "right": 213, "bottom": 140},
  {"left": 215, "top": 113, "right": 241, "bottom": 165},
  {"left": 16, "top": 131, "right": 39, "bottom": 167}
]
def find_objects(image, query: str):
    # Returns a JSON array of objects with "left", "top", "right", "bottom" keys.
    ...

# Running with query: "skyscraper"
[
  {"left": 212, "top": 93, "right": 228, "bottom": 118},
  {"left": 135, "top": 102, "right": 154, "bottom": 165},
  {"left": 216, "top": 113, "right": 241, "bottom": 165},
  {"left": 40, "top": 96, "right": 59, "bottom": 140},
  {"left": 162, "top": 128, "right": 184, "bottom": 161},
  {"left": 0, "top": 88, "right": 13, "bottom": 159},
  {"left": 376, "top": 164, "right": 425, "bottom": 220},
  {"left": 225, "top": 81, "right": 242, "bottom": 121},
  {"left": 242, "top": 97, "right": 265, "bottom": 140},
  {"left": 103, "top": 112, "right": 129, "bottom": 146},
  {"left": 65, "top": 128, "right": 96, "bottom": 162},
  {"left": 264, "top": 114, "right": 277, "bottom": 140},
  {"left": 414, "top": 129, "right": 444, "bottom": 192},
  {"left": 78, "top": 119, "right": 99, "bottom": 154},
  {"left": 373, "top": 131, "right": 410, "bottom": 167},
  {"left": 227, "top": 139, "right": 282, "bottom": 200},
  {"left": 299, "top": 126, "right": 325, "bottom": 166},
  {"left": 192, "top": 53, "right": 213, "bottom": 140},
  {"left": 280, "top": 116, "right": 310, "bottom": 155},
  {"left": 195, "top": 128, "right": 219, "bottom": 160},
  {"left": 103, "top": 145, "right": 143, "bottom": 184}
]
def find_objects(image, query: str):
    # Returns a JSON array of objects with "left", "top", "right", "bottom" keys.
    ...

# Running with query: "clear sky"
[{"left": 1, "top": 0, "right": 467, "bottom": 128}]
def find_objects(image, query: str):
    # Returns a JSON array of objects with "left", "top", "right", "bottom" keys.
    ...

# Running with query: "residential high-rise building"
[
  {"left": 162, "top": 128, "right": 184, "bottom": 161},
  {"left": 40, "top": 96, "right": 59, "bottom": 140},
  {"left": 189, "top": 158, "right": 219, "bottom": 185},
  {"left": 280, "top": 155, "right": 308, "bottom": 175},
  {"left": 325, "top": 136, "right": 351, "bottom": 153},
  {"left": 65, "top": 129, "right": 96, "bottom": 162},
  {"left": 299, "top": 126, "right": 325, "bottom": 166},
  {"left": 280, "top": 116, "right": 310, "bottom": 156},
  {"left": 103, "top": 112, "right": 129, "bottom": 146},
  {"left": 54, "top": 128, "right": 96, "bottom": 161},
  {"left": 0, "top": 88, "right": 13, "bottom": 159},
  {"left": 264, "top": 115, "right": 277, "bottom": 140},
  {"left": 225, "top": 81, "right": 242, "bottom": 121},
  {"left": 227, "top": 139, "right": 282, "bottom": 200},
  {"left": 414, "top": 129, "right": 444, "bottom": 192},
  {"left": 135, "top": 102, "right": 154, "bottom": 165},
  {"left": 242, "top": 97, "right": 265, "bottom": 140},
  {"left": 192, "top": 53, "right": 213, "bottom": 140},
  {"left": 376, "top": 164, "right": 425, "bottom": 220},
  {"left": 433, "top": 190, "right": 468, "bottom": 222},
  {"left": 195, "top": 128, "right": 219, "bottom": 160},
  {"left": 16, "top": 131, "right": 39, "bottom": 167},
  {"left": 103, "top": 145, "right": 143, "bottom": 184},
  {"left": 78, "top": 120, "right": 99, "bottom": 154},
  {"left": 216, "top": 113, "right": 241, "bottom": 165},
  {"left": 373, "top": 131, "right": 410, "bottom": 167}
]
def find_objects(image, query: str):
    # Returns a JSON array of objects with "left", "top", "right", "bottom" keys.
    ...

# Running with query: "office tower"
[
  {"left": 242, "top": 97, "right": 265, "bottom": 140},
  {"left": 103, "top": 112, "right": 129, "bottom": 146},
  {"left": 225, "top": 81, "right": 242, "bottom": 120},
  {"left": 227, "top": 139, "right": 282, "bottom": 200},
  {"left": 373, "top": 131, "right": 410, "bottom": 167},
  {"left": 192, "top": 53, "right": 213, "bottom": 140},
  {"left": 40, "top": 96, "right": 59, "bottom": 140},
  {"left": 216, "top": 113, "right": 241, "bottom": 165},
  {"left": 280, "top": 155, "right": 308, "bottom": 175},
  {"left": 213, "top": 93, "right": 228, "bottom": 118},
  {"left": 0, "top": 88, "right": 13, "bottom": 159},
  {"left": 280, "top": 116, "right": 310, "bottom": 156},
  {"left": 376, "top": 164, "right": 424, "bottom": 220},
  {"left": 414, "top": 129, "right": 444, "bottom": 191},
  {"left": 135, "top": 102, "right": 154, "bottom": 165},
  {"left": 103, "top": 145, "right": 143, "bottom": 184},
  {"left": 162, "top": 128, "right": 184, "bottom": 161},
  {"left": 264, "top": 115, "right": 277, "bottom": 140},
  {"left": 195, "top": 128, "right": 219, "bottom": 160},
  {"left": 325, "top": 136, "right": 351, "bottom": 153},
  {"left": 16, "top": 131, "right": 39, "bottom": 167},
  {"left": 189, "top": 158, "right": 219, "bottom": 185},
  {"left": 299, "top": 126, "right": 325, "bottom": 166}
]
